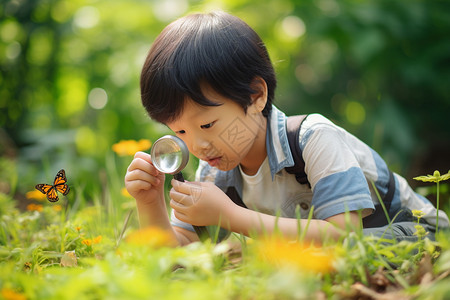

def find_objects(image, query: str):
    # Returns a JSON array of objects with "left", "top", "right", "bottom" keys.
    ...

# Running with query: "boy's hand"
[
  {"left": 169, "top": 180, "right": 235, "bottom": 227},
  {"left": 125, "top": 151, "right": 166, "bottom": 204}
]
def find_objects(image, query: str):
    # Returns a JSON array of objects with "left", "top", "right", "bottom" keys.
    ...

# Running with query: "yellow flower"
[
  {"left": 414, "top": 170, "right": 450, "bottom": 183},
  {"left": 121, "top": 187, "right": 132, "bottom": 198},
  {"left": 125, "top": 227, "right": 177, "bottom": 248},
  {"left": 112, "top": 139, "right": 152, "bottom": 156},
  {"left": 253, "top": 237, "right": 335, "bottom": 274},
  {"left": 26, "top": 203, "right": 43, "bottom": 212},
  {"left": 25, "top": 190, "right": 46, "bottom": 201},
  {"left": 1, "top": 288, "right": 27, "bottom": 300},
  {"left": 412, "top": 209, "right": 425, "bottom": 219},
  {"left": 81, "top": 239, "right": 92, "bottom": 246},
  {"left": 75, "top": 226, "right": 82, "bottom": 232},
  {"left": 93, "top": 235, "right": 102, "bottom": 244}
]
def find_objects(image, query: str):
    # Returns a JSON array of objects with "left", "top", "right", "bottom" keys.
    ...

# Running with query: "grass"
[{"left": 1, "top": 161, "right": 450, "bottom": 299}]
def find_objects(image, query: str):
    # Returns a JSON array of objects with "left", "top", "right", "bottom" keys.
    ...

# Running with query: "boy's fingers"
[
  {"left": 126, "top": 169, "right": 160, "bottom": 186},
  {"left": 134, "top": 151, "right": 153, "bottom": 163},
  {"left": 170, "top": 189, "right": 193, "bottom": 206},
  {"left": 171, "top": 179, "right": 199, "bottom": 194},
  {"left": 126, "top": 180, "right": 152, "bottom": 191},
  {"left": 128, "top": 157, "right": 160, "bottom": 177}
]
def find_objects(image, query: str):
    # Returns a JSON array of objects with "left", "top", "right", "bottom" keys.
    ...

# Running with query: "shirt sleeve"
[
  {"left": 170, "top": 209, "right": 195, "bottom": 232},
  {"left": 299, "top": 115, "right": 374, "bottom": 220}
]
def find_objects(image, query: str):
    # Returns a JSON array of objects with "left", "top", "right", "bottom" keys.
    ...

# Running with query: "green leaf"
[{"left": 413, "top": 175, "right": 437, "bottom": 183}]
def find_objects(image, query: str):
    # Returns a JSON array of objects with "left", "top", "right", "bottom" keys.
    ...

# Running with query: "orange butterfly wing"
[
  {"left": 55, "top": 184, "right": 70, "bottom": 195},
  {"left": 35, "top": 184, "right": 59, "bottom": 202},
  {"left": 54, "top": 169, "right": 70, "bottom": 196},
  {"left": 35, "top": 169, "right": 70, "bottom": 202}
]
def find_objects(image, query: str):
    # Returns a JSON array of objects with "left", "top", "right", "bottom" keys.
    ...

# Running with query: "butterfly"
[{"left": 35, "top": 169, "right": 70, "bottom": 202}]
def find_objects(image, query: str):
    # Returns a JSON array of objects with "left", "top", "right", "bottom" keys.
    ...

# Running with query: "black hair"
[{"left": 140, "top": 11, "right": 276, "bottom": 124}]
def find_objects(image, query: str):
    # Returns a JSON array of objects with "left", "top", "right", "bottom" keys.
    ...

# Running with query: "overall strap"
[
  {"left": 226, "top": 186, "right": 246, "bottom": 208},
  {"left": 226, "top": 115, "right": 310, "bottom": 208},
  {"left": 362, "top": 170, "right": 396, "bottom": 228},
  {"left": 285, "top": 115, "right": 310, "bottom": 186}
]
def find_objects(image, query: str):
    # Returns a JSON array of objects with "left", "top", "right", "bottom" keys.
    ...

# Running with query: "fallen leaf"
[{"left": 60, "top": 250, "right": 78, "bottom": 267}]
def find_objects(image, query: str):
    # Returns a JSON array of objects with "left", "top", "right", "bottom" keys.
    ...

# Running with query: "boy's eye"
[
  {"left": 200, "top": 121, "right": 215, "bottom": 129},
  {"left": 176, "top": 130, "right": 186, "bottom": 134}
]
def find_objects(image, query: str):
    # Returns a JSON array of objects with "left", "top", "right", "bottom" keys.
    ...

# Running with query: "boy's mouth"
[{"left": 206, "top": 156, "right": 222, "bottom": 167}]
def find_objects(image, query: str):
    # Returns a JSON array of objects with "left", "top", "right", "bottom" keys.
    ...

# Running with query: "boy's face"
[{"left": 166, "top": 85, "right": 266, "bottom": 172}]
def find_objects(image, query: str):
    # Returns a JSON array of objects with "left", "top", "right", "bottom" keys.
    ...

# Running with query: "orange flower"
[
  {"left": 52, "top": 205, "right": 62, "bottom": 212},
  {"left": 254, "top": 237, "right": 335, "bottom": 274},
  {"left": 93, "top": 235, "right": 102, "bottom": 244},
  {"left": 112, "top": 139, "right": 152, "bottom": 156},
  {"left": 1, "top": 288, "right": 27, "bottom": 300},
  {"left": 26, "top": 203, "right": 43, "bottom": 212},
  {"left": 75, "top": 226, "right": 82, "bottom": 232},
  {"left": 25, "top": 190, "right": 46, "bottom": 201},
  {"left": 125, "top": 227, "right": 177, "bottom": 248},
  {"left": 81, "top": 239, "right": 92, "bottom": 246}
]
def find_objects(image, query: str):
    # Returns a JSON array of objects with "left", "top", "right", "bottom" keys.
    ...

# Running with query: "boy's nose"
[{"left": 192, "top": 136, "right": 210, "bottom": 153}]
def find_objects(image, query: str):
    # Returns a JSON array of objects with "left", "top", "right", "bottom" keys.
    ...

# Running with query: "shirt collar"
[{"left": 266, "top": 105, "right": 295, "bottom": 179}]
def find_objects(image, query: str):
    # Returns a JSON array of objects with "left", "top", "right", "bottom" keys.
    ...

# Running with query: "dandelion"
[
  {"left": 254, "top": 237, "right": 334, "bottom": 274},
  {"left": 26, "top": 203, "right": 43, "bottom": 212},
  {"left": 112, "top": 139, "right": 152, "bottom": 156},
  {"left": 0, "top": 288, "right": 26, "bottom": 300},
  {"left": 25, "top": 190, "right": 46, "bottom": 201},
  {"left": 125, "top": 227, "right": 177, "bottom": 248}
]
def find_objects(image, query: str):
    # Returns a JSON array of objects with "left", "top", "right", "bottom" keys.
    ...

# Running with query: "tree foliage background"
[{"left": 1, "top": 0, "right": 449, "bottom": 198}]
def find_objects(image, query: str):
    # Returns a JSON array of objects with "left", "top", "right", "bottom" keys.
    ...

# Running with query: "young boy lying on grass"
[{"left": 125, "top": 11, "right": 449, "bottom": 246}]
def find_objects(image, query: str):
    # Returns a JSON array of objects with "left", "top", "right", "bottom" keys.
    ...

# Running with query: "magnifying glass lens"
[
  {"left": 153, "top": 141, "right": 183, "bottom": 173},
  {"left": 151, "top": 135, "right": 189, "bottom": 175}
]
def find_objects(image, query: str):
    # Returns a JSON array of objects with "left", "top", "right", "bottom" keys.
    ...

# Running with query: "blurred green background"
[{"left": 1, "top": 0, "right": 449, "bottom": 201}]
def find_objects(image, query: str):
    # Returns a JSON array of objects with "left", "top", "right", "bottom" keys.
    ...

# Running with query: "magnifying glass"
[{"left": 151, "top": 135, "right": 209, "bottom": 241}]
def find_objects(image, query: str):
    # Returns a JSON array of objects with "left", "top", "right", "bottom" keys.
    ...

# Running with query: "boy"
[{"left": 125, "top": 11, "right": 448, "bottom": 246}]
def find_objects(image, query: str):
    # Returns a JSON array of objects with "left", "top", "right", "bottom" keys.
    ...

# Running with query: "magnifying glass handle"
[
  {"left": 173, "top": 172, "right": 209, "bottom": 242},
  {"left": 173, "top": 172, "right": 185, "bottom": 182}
]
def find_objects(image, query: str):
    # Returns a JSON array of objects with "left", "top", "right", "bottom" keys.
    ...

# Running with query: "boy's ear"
[{"left": 249, "top": 77, "right": 268, "bottom": 113}]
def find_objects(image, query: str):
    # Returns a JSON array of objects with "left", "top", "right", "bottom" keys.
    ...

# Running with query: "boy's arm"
[
  {"left": 226, "top": 206, "right": 361, "bottom": 243},
  {"left": 170, "top": 179, "right": 361, "bottom": 243}
]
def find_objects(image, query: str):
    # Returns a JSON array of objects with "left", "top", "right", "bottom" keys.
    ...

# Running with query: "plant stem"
[{"left": 436, "top": 181, "right": 440, "bottom": 234}]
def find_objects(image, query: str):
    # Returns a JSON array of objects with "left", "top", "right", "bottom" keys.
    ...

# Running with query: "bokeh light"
[{"left": 88, "top": 88, "right": 108, "bottom": 110}]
